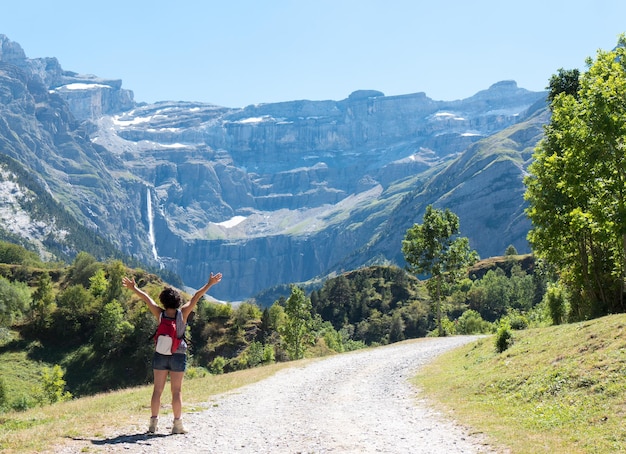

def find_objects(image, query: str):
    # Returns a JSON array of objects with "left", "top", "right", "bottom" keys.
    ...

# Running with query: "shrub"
[
  {"left": 503, "top": 310, "right": 529, "bottom": 330},
  {"left": 262, "top": 344, "right": 275, "bottom": 363},
  {"left": 427, "top": 316, "right": 456, "bottom": 337},
  {"left": 185, "top": 366, "right": 209, "bottom": 379},
  {"left": 34, "top": 364, "right": 72, "bottom": 405},
  {"left": 246, "top": 341, "right": 264, "bottom": 367},
  {"left": 11, "top": 394, "right": 35, "bottom": 412},
  {"left": 495, "top": 322, "right": 513, "bottom": 353},
  {"left": 457, "top": 310, "right": 491, "bottom": 334},
  {"left": 343, "top": 339, "right": 367, "bottom": 351},
  {"left": 209, "top": 356, "right": 226, "bottom": 374},
  {"left": 201, "top": 301, "right": 233, "bottom": 320},
  {"left": 545, "top": 283, "right": 567, "bottom": 325},
  {"left": 0, "top": 277, "right": 31, "bottom": 326}
]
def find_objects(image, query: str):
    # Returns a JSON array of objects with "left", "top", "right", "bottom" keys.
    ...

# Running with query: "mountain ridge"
[{"left": 0, "top": 34, "right": 548, "bottom": 301}]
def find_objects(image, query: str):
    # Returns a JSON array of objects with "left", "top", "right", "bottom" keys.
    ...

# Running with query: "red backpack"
[{"left": 154, "top": 311, "right": 183, "bottom": 355}]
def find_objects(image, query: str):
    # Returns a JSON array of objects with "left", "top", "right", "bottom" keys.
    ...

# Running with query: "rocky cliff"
[{"left": 0, "top": 35, "right": 548, "bottom": 301}]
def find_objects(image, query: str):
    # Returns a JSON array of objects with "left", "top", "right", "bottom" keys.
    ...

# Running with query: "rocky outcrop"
[{"left": 0, "top": 35, "right": 135, "bottom": 121}]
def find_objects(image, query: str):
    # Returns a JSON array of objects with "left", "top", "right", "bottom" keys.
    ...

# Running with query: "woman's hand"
[
  {"left": 121, "top": 276, "right": 137, "bottom": 290},
  {"left": 208, "top": 272, "right": 223, "bottom": 286}
]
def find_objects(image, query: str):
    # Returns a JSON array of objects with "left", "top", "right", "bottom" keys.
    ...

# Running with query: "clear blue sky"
[{"left": 2, "top": 1, "right": 625, "bottom": 108}]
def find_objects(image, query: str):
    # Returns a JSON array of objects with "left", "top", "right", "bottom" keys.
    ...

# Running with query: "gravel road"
[{"left": 63, "top": 336, "right": 501, "bottom": 453}]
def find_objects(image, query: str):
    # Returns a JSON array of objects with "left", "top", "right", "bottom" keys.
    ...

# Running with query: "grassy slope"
[{"left": 415, "top": 314, "right": 626, "bottom": 454}]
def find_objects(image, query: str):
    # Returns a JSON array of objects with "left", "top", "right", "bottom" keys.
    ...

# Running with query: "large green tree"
[
  {"left": 525, "top": 35, "right": 626, "bottom": 318},
  {"left": 402, "top": 205, "right": 478, "bottom": 335},
  {"left": 281, "top": 286, "right": 313, "bottom": 360}
]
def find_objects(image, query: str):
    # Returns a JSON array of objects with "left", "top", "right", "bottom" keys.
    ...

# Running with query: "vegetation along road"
[{"left": 62, "top": 336, "right": 498, "bottom": 453}]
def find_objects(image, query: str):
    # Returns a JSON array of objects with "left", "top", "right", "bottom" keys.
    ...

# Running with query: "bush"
[
  {"left": 343, "top": 339, "right": 367, "bottom": 351},
  {"left": 457, "top": 310, "right": 491, "bottom": 334},
  {"left": 11, "top": 394, "right": 35, "bottom": 412},
  {"left": 209, "top": 356, "right": 226, "bottom": 374},
  {"left": 0, "top": 276, "right": 31, "bottom": 326},
  {"left": 34, "top": 364, "right": 72, "bottom": 405},
  {"left": 201, "top": 301, "right": 233, "bottom": 320},
  {"left": 545, "top": 283, "right": 567, "bottom": 325},
  {"left": 427, "top": 316, "right": 456, "bottom": 337},
  {"left": 495, "top": 323, "right": 512, "bottom": 353},
  {"left": 503, "top": 310, "right": 529, "bottom": 330},
  {"left": 185, "top": 366, "right": 209, "bottom": 379},
  {"left": 246, "top": 341, "right": 264, "bottom": 367},
  {"left": 262, "top": 344, "right": 275, "bottom": 363},
  {"left": 495, "top": 322, "right": 513, "bottom": 353}
]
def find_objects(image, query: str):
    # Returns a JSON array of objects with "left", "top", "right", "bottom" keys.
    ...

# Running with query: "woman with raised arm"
[{"left": 122, "top": 272, "right": 222, "bottom": 434}]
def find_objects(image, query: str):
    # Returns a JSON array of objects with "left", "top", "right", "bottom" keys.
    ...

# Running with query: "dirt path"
[{"left": 63, "top": 336, "right": 501, "bottom": 453}]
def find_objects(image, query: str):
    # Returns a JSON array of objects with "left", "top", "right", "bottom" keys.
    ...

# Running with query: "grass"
[
  {"left": 0, "top": 351, "right": 42, "bottom": 403},
  {"left": 414, "top": 313, "right": 626, "bottom": 454},
  {"left": 0, "top": 360, "right": 299, "bottom": 453}
]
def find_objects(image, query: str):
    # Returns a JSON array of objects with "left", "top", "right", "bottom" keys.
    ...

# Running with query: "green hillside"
[{"left": 416, "top": 313, "right": 626, "bottom": 454}]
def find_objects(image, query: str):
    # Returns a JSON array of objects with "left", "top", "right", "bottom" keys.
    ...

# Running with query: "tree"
[
  {"left": 525, "top": 35, "right": 626, "bottom": 318},
  {"left": 280, "top": 286, "right": 313, "bottom": 360},
  {"left": 52, "top": 285, "right": 96, "bottom": 342},
  {"left": 0, "top": 276, "right": 31, "bottom": 327},
  {"left": 89, "top": 268, "right": 108, "bottom": 298},
  {"left": 456, "top": 309, "right": 490, "bottom": 335},
  {"left": 389, "top": 312, "right": 405, "bottom": 343},
  {"left": 478, "top": 268, "right": 511, "bottom": 321},
  {"left": 94, "top": 300, "right": 134, "bottom": 354},
  {"left": 36, "top": 364, "right": 72, "bottom": 405},
  {"left": 509, "top": 264, "right": 535, "bottom": 312},
  {"left": 402, "top": 205, "right": 478, "bottom": 335},
  {"left": 104, "top": 260, "right": 126, "bottom": 304},
  {"left": 31, "top": 272, "right": 54, "bottom": 329},
  {"left": 0, "top": 241, "right": 40, "bottom": 266},
  {"left": 66, "top": 252, "right": 101, "bottom": 287},
  {"left": 547, "top": 68, "right": 580, "bottom": 103}
]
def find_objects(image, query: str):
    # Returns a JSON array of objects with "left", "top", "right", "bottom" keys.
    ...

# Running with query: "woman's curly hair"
[{"left": 159, "top": 287, "right": 184, "bottom": 309}]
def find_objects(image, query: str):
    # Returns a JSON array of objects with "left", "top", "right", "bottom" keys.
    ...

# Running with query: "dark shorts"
[{"left": 152, "top": 352, "right": 187, "bottom": 372}]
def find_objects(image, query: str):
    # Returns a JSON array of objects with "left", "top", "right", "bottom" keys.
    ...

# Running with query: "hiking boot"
[
  {"left": 172, "top": 418, "right": 187, "bottom": 434},
  {"left": 148, "top": 416, "right": 158, "bottom": 433}
]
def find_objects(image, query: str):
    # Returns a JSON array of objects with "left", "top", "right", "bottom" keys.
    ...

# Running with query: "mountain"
[{"left": 0, "top": 35, "right": 548, "bottom": 302}]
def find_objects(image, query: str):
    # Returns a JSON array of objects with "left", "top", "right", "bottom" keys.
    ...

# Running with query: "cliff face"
[{"left": 0, "top": 35, "right": 548, "bottom": 301}]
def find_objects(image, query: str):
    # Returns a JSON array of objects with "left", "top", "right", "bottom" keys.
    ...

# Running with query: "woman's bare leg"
[
  {"left": 169, "top": 371, "right": 185, "bottom": 419},
  {"left": 152, "top": 369, "right": 169, "bottom": 417}
]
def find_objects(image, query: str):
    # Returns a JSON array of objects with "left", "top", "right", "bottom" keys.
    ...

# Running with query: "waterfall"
[{"left": 146, "top": 187, "right": 159, "bottom": 262}]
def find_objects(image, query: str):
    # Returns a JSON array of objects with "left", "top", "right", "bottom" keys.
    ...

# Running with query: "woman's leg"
[
  {"left": 169, "top": 371, "right": 185, "bottom": 419},
  {"left": 152, "top": 369, "right": 169, "bottom": 417}
]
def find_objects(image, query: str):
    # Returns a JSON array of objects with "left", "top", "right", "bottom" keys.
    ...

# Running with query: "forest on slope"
[{"left": 0, "top": 236, "right": 546, "bottom": 411}]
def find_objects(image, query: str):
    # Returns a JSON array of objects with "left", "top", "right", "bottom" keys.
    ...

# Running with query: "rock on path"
[{"left": 63, "top": 336, "right": 500, "bottom": 453}]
